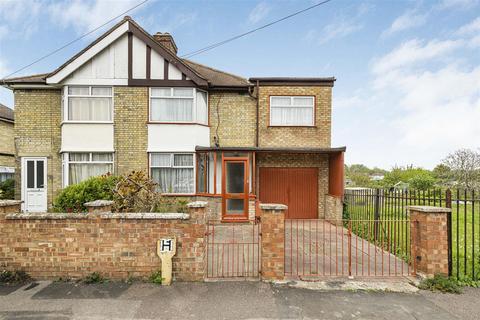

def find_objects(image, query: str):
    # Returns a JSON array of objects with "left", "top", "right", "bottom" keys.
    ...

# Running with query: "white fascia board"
[
  {"left": 47, "top": 21, "right": 129, "bottom": 84},
  {"left": 62, "top": 78, "right": 128, "bottom": 86},
  {"left": 7, "top": 84, "right": 60, "bottom": 89}
]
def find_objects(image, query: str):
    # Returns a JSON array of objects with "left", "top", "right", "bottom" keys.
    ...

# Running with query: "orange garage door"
[{"left": 259, "top": 167, "right": 318, "bottom": 219}]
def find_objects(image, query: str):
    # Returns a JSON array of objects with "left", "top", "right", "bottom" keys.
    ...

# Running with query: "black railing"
[{"left": 344, "top": 188, "right": 480, "bottom": 280}]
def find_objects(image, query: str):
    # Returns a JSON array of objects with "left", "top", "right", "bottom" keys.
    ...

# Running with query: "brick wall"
[
  {"left": 256, "top": 153, "right": 329, "bottom": 218},
  {"left": 209, "top": 91, "right": 256, "bottom": 147},
  {"left": 13, "top": 89, "right": 62, "bottom": 205},
  {"left": 0, "top": 207, "right": 206, "bottom": 281},
  {"left": 258, "top": 85, "right": 331, "bottom": 148},
  {"left": 260, "top": 204, "right": 286, "bottom": 280},
  {"left": 114, "top": 87, "right": 148, "bottom": 175},
  {"left": 0, "top": 120, "right": 14, "bottom": 168}
]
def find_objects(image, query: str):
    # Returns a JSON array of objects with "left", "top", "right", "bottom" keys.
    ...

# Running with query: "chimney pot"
[{"left": 153, "top": 32, "right": 178, "bottom": 55}]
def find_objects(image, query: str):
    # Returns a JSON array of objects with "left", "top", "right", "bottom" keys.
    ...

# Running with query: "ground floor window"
[
  {"left": 63, "top": 152, "right": 113, "bottom": 185},
  {"left": 150, "top": 153, "right": 194, "bottom": 194},
  {"left": 0, "top": 167, "right": 14, "bottom": 183}
]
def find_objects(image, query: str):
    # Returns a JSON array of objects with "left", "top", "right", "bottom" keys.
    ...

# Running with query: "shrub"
[
  {"left": 418, "top": 274, "right": 462, "bottom": 294},
  {"left": 0, "top": 270, "right": 31, "bottom": 284},
  {"left": 0, "top": 179, "right": 14, "bottom": 199},
  {"left": 149, "top": 270, "right": 163, "bottom": 284},
  {"left": 113, "top": 171, "right": 162, "bottom": 212},
  {"left": 53, "top": 174, "right": 118, "bottom": 212}
]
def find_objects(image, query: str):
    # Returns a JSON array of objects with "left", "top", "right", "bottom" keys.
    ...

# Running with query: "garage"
[{"left": 259, "top": 167, "right": 318, "bottom": 219}]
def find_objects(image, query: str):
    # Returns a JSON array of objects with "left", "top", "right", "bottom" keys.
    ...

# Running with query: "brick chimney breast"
[{"left": 153, "top": 32, "right": 178, "bottom": 55}]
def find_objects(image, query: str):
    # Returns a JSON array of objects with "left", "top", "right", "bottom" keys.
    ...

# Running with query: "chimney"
[{"left": 153, "top": 32, "right": 178, "bottom": 55}]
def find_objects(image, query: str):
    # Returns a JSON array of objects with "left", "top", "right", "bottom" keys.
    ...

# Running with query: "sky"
[{"left": 0, "top": 0, "right": 479, "bottom": 170}]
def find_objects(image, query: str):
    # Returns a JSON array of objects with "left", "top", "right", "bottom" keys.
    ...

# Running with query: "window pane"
[
  {"left": 271, "top": 96, "right": 291, "bottom": 106},
  {"left": 173, "top": 88, "right": 194, "bottom": 97},
  {"left": 69, "top": 153, "right": 90, "bottom": 162},
  {"left": 91, "top": 87, "right": 112, "bottom": 96},
  {"left": 27, "top": 160, "right": 34, "bottom": 188},
  {"left": 36, "top": 161, "right": 44, "bottom": 188},
  {"left": 293, "top": 96, "right": 314, "bottom": 106},
  {"left": 92, "top": 153, "right": 113, "bottom": 162},
  {"left": 68, "top": 97, "right": 90, "bottom": 120},
  {"left": 174, "top": 154, "right": 193, "bottom": 167},
  {"left": 151, "top": 153, "right": 171, "bottom": 167},
  {"left": 68, "top": 86, "right": 89, "bottom": 95},
  {"left": 151, "top": 88, "right": 171, "bottom": 97},
  {"left": 226, "top": 162, "right": 245, "bottom": 194},
  {"left": 151, "top": 168, "right": 194, "bottom": 193},
  {"left": 226, "top": 199, "right": 244, "bottom": 214},
  {"left": 69, "top": 163, "right": 113, "bottom": 185},
  {"left": 196, "top": 91, "right": 208, "bottom": 124},
  {"left": 90, "top": 98, "right": 112, "bottom": 121},
  {"left": 271, "top": 107, "right": 313, "bottom": 126},
  {"left": 150, "top": 98, "right": 193, "bottom": 121},
  {"left": 197, "top": 155, "right": 207, "bottom": 193}
]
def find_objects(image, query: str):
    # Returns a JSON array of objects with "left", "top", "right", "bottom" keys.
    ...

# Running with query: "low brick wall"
[
  {"left": 324, "top": 194, "right": 343, "bottom": 224},
  {"left": 0, "top": 202, "right": 207, "bottom": 281}
]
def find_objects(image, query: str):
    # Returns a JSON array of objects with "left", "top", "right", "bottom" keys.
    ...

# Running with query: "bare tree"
[{"left": 442, "top": 148, "right": 480, "bottom": 189}]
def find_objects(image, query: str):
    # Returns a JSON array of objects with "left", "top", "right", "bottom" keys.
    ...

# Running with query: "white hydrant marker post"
[{"left": 157, "top": 237, "right": 176, "bottom": 286}]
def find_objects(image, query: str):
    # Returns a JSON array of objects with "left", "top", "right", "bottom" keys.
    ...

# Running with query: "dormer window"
[
  {"left": 64, "top": 86, "right": 113, "bottom": 122},
  {"left": 149, "top": 87, "right": 208, "bottom": 125}
]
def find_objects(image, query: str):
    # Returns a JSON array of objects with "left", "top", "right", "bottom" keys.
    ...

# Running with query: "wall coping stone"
[
  {"left": 6, "top": 212, "right": 190, "bottom": 220},
  {"left": 0, "top": 200, "right": 23, "bottom": 207},
  {"left": 187, "top": 201, "right": 208, "bottom": 208},
  {"left": 408, "top": 205, "right": 452, "bottom": 213},
  {"left": 260, "top": 203, "right": 288, "bottom": 211},
  {"left": 84, "top": 200, "right": 115, "bottom": 207}
]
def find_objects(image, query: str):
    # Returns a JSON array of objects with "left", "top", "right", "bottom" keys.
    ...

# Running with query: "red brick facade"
[{"left": 260, "top": 204, "right": 286, "bottom": 280}]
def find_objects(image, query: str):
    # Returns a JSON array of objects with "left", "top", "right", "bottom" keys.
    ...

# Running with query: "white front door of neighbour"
[{"left": 22, "top": 157, "right": 47, "bottom": 212}]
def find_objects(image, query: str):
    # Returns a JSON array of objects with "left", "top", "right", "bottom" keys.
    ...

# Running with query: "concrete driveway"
[{"left": 1, "top": 281, "right": 478, "bottom": 320}]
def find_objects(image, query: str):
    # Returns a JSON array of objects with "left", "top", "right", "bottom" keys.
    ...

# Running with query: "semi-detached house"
[{"left": 2, "top": 16, "right": 345, "bottom": 221}]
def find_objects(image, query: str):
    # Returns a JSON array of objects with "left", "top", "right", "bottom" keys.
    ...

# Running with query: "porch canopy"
[{"left": 195, "top": 146, "right": 346, "bottom": 198}]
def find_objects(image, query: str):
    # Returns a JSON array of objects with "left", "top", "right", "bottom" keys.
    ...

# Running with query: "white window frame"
[
  {"left": 149, "top": 152, "right": 196, "bottom": 194},
  {"left": 269, "top": 95, "right": 315, "bottom": 127},
  {"left": 62, "top": 152, "right": 114, "bottom": 187},
  {"left": 63, "top": 86, "right": 114, "bottom": 123},
  {"left": 149, "top": 87, "right": 208, "bottom": 125}
]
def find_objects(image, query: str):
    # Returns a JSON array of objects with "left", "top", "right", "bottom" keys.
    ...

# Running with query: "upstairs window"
[
  {"left": 150, "top": 88, "right": 208, "bottom": 124},
  {"left": 66, "top": 86, "right": 113, "bottom": 122},
  {"left": 270, "top": 96, "right": 315, "bottom": 126}
]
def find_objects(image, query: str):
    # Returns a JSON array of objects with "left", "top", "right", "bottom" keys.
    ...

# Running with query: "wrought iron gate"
[{"left": 205, "top": 219, "right": 261, "bottom": 279}]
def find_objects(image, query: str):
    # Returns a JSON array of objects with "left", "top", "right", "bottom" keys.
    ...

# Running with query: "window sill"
[
  {"left": 62, "top": 121, "right": 114, "bottom": 125},
  {"left": 267, "top": 125, "right": 317, "bottom": 128},
  {"left": 161, "top": 193, "right": 196, "bottom": 197},
  {"left": 148, "top": 121, "right": 209, "bottom": 127}
]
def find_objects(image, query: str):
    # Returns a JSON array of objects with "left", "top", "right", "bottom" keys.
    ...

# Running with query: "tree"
[
  {"left": 442, "top": 148, "right": 480, "bottom": 189},
  {"left": 432, "top": 164, "right": 452, "bottom": 186},
  {"left": 382, "top": 166, "right": 436, "bottom": 190}
]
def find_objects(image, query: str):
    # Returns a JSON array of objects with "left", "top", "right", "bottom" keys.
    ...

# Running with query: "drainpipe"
[{"left": 255, "top": 80, "right": 259, "bottom": 147}]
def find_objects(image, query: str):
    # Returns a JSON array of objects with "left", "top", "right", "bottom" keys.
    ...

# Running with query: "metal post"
[
  {"left": 348, "top": 220, "right": 352, "bottom": 277},
  {"left": 374, "top": 188, "right": 380, "bottom": 241},
  {"left": 446, "top": 189, "right": 452, "bottom": 277}
]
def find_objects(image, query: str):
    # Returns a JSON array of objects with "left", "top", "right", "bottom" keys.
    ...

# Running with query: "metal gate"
[
  {"left": 285, "top": 219, "right": 416, "bottom": 278},
  {"left": 206, "top": 219, "right": 261, "bottom": 279}
]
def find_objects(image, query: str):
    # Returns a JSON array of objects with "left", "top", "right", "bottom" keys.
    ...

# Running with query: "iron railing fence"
[{"left": 344, "top": 188, "right": 480, "bottom": 280}]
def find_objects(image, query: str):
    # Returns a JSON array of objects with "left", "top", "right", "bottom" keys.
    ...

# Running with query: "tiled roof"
[
  {"left": 183, "top": 59, "right": 251, "bottom": 88},
  {"left": 1, "top": 73, "right": 48, "bottom": 84},
  {"left": 0, "top": 103, "right": 14, "bottom": 122}
]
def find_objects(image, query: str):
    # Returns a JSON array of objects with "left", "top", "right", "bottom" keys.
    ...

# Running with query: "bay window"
[
  {"left": 270, "top": 96, "right": 315, "bottom": 126},
  {"left": 150, "top": 153, "right": 194, "bottom": 194},
  {"left": 150, "top": 88, "right": 208, "bottom": 124},
  {"left": 65, "top": 86, "right": 113, "bottom": 122},
  {"left": 63, "top": 152, "right": 113, "bottom": 185}
]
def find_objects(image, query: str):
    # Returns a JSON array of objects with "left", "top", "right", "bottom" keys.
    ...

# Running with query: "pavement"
[{"left": 0, "top": 280, "right": 479, "bottom": 320}]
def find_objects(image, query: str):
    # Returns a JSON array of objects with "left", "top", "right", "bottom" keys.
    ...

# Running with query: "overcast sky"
[{"left": 0, "top": 0, "right": 479, "bottom": 170}]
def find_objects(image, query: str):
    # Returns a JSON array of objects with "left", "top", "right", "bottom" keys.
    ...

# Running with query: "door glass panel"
[
  {"left": 226, "top": 199, "right": 244, "bottom": 214},
  {"left": 27, "top": 161, "right": 35, "bottom": 188},
  {"left": 226, "top": 162, "right": 245, "bottom": 194},
  {"left": 36, "top": 161, "right": 44, "bottom": 188}
]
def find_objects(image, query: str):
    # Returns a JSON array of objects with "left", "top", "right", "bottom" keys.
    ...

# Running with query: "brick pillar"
[
  {"left": 84, "top": 200, "right": 114, "bottom": 213},
  {"left": 187, "top": 201, "right": 207, "bottom": 223},
  {"left": 260, "top": 203, "right": 286, "bottom": 281},
  {"left": 0, "top": 200, "right": 22, "bottom": 216},
  {"left": 409, "top": 205, "right": 451, "bottom": 277}
]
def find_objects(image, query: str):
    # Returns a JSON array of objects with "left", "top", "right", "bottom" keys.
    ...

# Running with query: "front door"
[
  {"left": 22, "top": 157, "right": 47, "bottom": 212},
  {"left": 222, "top": 158, "right": 249, "bottom": 221}
]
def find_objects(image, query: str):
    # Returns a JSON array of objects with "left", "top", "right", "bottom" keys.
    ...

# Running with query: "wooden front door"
[
  {"left": 222, "top": 158, "right": 249, "bottom": 221},
  {"left": 259, "top": 167, "right": 318, "bottom": 219}
]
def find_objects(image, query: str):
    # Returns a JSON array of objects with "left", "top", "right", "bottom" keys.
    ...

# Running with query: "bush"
[
  {"left": 418, "top": 274, "right": 462, "bottom": 294},
  {"left": 113, "top": 171, "right": 161, "bottom": 212},
  {"left": 82, "top": 272, "right": 106, "bottom": 284},
  {"left": 0, "top": 179, "right": 14, "bottom": 199},
  {"left": 149, "top": 270, "right": 163, "bottom": 284},
  {"left": 53, "top": 174, "right": 118, "bottom": 213}
]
